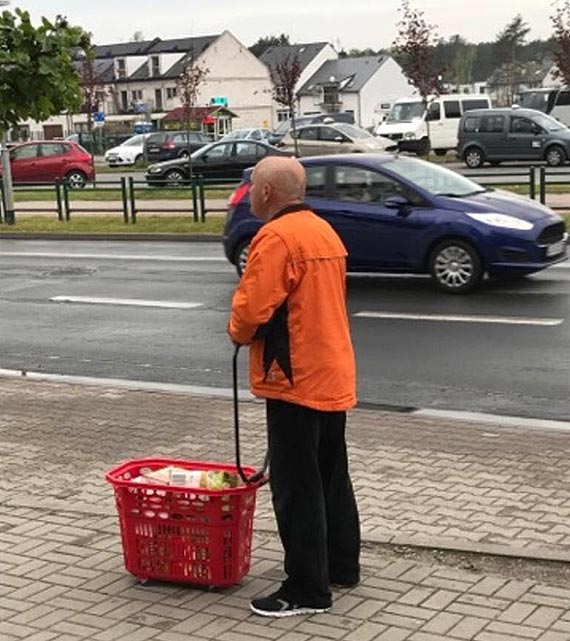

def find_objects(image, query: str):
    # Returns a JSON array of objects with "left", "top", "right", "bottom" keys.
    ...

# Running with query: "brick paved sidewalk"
[{"left": 1, "top": 378, "right": 570, "bottom": 640}]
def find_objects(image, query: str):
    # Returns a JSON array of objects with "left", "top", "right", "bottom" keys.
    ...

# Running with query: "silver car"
[{"left": 280, "top": 123, "right": 395, "bottom": 156}]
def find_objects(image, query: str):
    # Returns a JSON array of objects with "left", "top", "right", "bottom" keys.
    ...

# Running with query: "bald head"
[{"left": 249, "top": 156, "right": 307, "bottom": 221}]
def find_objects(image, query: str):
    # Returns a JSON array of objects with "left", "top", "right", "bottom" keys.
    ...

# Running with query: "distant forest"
[{"left": 250, "top": 30, "right": 557, "bottom": 85}]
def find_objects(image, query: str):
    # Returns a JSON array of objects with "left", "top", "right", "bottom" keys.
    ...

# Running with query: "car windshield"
[
  {"left": 123, "top": 135, "right": 144, "bottom": 146},
  {"left": 386, "top": 101, "right": 426, "bottom": 123},
  {"left": 531, "top": 112, "right": 564, "bottom": 132},
  {"left": 383, "top": 156, "right": 486, "bottom": 197},
  {"left": 335, "top": 123, "right": 375, "bottom": 140}
]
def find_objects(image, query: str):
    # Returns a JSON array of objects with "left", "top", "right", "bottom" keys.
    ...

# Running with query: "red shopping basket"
[{"left": 105, "top": 346, "right": 268, "bottom": 587}]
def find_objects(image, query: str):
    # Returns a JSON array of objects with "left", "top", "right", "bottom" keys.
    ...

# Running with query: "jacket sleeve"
[{"left": 228, "top": 228, "right": 296, "bottom": 346}]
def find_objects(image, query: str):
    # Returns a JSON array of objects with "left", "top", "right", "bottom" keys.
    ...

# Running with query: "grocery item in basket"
[{"left": 139, "top": 466, "right": 240, "bottom": 489}]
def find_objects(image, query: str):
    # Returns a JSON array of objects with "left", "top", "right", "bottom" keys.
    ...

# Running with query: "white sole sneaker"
[{"left": 249, "top": 603, "right": 331, "bottom": 617}]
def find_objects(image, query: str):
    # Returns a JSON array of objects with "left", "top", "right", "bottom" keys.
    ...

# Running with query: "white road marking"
[
  {"left": 0, "top": 251, "right": 226, "bottom": 262},
  {"left": 353, "top": 311, "right": 564, "bottom": 326},
  {"left": 50, "top": 296, "right": 202, "bottom": 309}
]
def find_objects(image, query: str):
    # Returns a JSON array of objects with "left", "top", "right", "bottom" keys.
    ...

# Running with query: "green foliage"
[
  {"left": 0, "top": 8, "right": 88, "bottom": 133},
  {"left": 249, "top": 34, "right": 290, "bottom": 58}
]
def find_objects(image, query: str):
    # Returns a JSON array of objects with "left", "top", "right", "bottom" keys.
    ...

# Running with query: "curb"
[{"left": 0, "top": 232, "right": 222, "bottom": 242}]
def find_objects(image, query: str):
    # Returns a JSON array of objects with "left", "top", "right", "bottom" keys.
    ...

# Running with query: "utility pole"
[{"left": 0, "top": 0, "right": 14, "bottom": 224}]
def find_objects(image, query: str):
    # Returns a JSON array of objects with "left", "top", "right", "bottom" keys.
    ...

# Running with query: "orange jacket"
[{"left": 228, "top": 204, "right": 356, "bottom": 411}]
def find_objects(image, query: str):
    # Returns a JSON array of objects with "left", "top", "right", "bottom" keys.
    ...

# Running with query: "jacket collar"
[{"left": 270, "top": 202, "right": 311, "bottom": 221}]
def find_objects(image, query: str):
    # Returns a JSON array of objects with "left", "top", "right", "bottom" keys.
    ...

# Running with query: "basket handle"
[{"left": 233, "top": 344, "right": 269, "bottom": 485}]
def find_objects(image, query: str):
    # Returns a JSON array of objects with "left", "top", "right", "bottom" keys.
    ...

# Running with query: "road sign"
[
  {"left": 93, "top": 112, "right": 105, "bottom": 123},
  {"left": 211, "top": 97, "right": 228, "bottom": 107}
]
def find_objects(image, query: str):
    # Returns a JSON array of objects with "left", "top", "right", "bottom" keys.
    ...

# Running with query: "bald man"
[{"left": 228, "top": 156, "right": 360, "bottom": 617}]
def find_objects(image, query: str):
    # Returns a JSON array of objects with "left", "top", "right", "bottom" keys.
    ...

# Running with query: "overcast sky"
[{"left": 14, "top": 1, "right": 555, "bottom": 50}]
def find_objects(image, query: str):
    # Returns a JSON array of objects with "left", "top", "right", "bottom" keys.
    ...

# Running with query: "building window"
[
  {"left": 155, "top": 88, "right": 163, "bottom": 111},
  {"left": 131, "top": 90, "right": 143, "bottom": 102},
  {"left": 116, "top": 58, "right": 126, "bottom": 80},
  {"left": 322, "top": 85, "right": 340, "bottom": 106},
  {"left": 275, "top": 85, "right": 288, "bottom": 103},
  {"left": 121, "top": 91, "right": 128, "bottom": 111},
  {"left": 277, "top": 109, "right": 291, "bottom": 122},
  {"left": 151, "top": 56, "right": 160, "bottom": 77},
  {"left": 166, "top": 87, "right": 177, "bottom": 100}
]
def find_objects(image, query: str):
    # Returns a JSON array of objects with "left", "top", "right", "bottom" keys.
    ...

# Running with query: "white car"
[
  {"left": 221, "top": 128, "right": 271, "bottom": 142},
  {"left": 104, "top": 134, "right": 149, "bottom": 167}
]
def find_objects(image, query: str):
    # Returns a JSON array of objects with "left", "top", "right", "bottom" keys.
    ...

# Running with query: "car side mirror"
[{"left": 384, "top": 195, "right": 409, "bottom": 214}]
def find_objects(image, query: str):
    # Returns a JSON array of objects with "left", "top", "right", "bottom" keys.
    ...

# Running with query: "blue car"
[{"left": 223, "top": 154, "right": 568, "bottom": 293}]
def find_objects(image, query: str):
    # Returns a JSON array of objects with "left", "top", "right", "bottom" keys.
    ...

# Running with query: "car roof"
[
  {"left": 300, "top": 152, "right": 396, "bottom": 168},
  {"left": 461, "top": 107, "right": 543, "bottom": 118}
]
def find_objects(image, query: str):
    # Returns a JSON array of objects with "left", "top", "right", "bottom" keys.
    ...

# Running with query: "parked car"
[
  {"left": 104, "top": 134, "right": 150, "bottom": 167},
  {"left": 0, "top": 141, "right": 94, "bottom": 188},
  {"left": 268, "top": 112, "right": 355, "bottom": 146},
  {"left": 221, "top": 128, "right": 271, "bottom": 142},
  {"left": 223, "top": 154, "right": 568, "bottom": 292},
  {"left": 459, "top": 107, "right": 570, "bottom": 168},
  {"left": 144, "top": 131, "right": 210, "bottom": 162},
  {"left": 376, "top": 94, "right": 492, "bottom": 156},
  {"left": 279, "top": 123, "right": 395, "bottom": 156},
  {"left": 145, "top": 139, "right": 291, "bottom": 186}
]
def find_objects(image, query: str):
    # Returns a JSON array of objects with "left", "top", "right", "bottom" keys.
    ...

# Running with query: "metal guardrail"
[{"left": 1, "top": 166, "right": 569, "bottom": 226}]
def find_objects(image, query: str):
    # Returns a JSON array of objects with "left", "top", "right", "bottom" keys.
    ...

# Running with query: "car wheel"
[
  {"left": 463, "top": 147, "right": 485, "bottom": 169},
  {"left": 165, "top": 169, "right": 186, "bottom": 186},
  {"left": 429, "top": 239, "right": 483, "bottom": 294},
  {"left": 234, "top": 240, "right": 251, "bottom": 276},
  {"left": 545, "top": 145, "right": 566, "bottom": 167},
  {"left": 134, "top": 154, "right": 143, "bottom": 165},
  {"left": 66, "top": 170, "right": 87, "bottom": 189}
]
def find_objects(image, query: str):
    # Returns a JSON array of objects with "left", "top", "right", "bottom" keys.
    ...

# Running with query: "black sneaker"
[{"left": 250, "top": 590, "right": 331, "bottom": 617}]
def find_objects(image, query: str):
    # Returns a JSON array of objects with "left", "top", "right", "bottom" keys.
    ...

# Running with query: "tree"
[
  {"left": 392, "top": 0, "right": 444, "bottom": 155},
  {"left": 494, "top": 14, "right": 530, "bottom": 104},
  {"left": 0, "top": 8, "right": 88, "bottom": 224},
  {"left": 176, "top": 53, "right": 209, "bottom": 177},
  {"left": 131, "top": 31, "right": 144, "bottom": 42},
  {"left": 271, "top": 54, "right": 302, "bottom": 156},
  {"left": 249, "top": 34, "right": 290, "bottom": 58},
  {"left": 78, "top": 47, "right": 107, "bottom": 153},
  {"left": 551, "top": 1, "right": 570, "bottom": 87}
]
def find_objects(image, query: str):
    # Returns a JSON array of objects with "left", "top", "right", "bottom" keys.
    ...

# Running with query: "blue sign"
[
  {"left": 93, "top": 111, "right": 105, "bottom": 123},
  {"left": 211, "top": 97, "right": 228, "bottom": 107}
]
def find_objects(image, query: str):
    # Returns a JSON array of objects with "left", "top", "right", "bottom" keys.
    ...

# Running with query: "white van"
[{"left": 375, "top": 94, "right": 492, "bottom": 155}]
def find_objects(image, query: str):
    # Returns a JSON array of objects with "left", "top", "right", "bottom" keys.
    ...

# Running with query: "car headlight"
[
  {"left": 148, "top": 166, "right": 163, "bottom": 174},
  {"left": 466, "top": 213, "right": 534, "bottom": 230},
  {"left": 404, "top": 132, "right": 416, "bottom": 140}
]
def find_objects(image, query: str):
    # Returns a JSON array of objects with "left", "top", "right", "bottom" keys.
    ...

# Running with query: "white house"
[
  {"left": 11, "top": 31, "right": 273, "bottom": 142},
  {"left": 297, "top": 55, "right": 412, "bottom": 129},
  {"left": 260, "top": 42, "right": 337, "bottom": 124}
]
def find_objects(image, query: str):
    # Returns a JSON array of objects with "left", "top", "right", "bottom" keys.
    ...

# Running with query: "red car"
[{"left": 1, "top": 141, "right": 95, "bottom": 188}]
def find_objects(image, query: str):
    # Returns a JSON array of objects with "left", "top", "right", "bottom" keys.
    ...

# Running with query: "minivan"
[
  {"left": 376, "top": 94, "right": 492, "bottom": 156},
  {"left": 458, "top": 107, "right": 570, "bottom": 168}
]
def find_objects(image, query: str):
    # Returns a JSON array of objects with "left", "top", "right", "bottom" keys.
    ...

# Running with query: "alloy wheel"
[{"left": 432, "top": 245, "right": 477, "bottom": 291}]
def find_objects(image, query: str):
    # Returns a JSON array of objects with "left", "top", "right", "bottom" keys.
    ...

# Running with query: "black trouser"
[{"left": 266, "top": 399, "right": 360, "bottom": 607}]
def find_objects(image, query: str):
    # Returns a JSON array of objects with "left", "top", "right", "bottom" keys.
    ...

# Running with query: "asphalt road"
[{"left": 1, "top": 239, "right": 569, "bottom": 420}]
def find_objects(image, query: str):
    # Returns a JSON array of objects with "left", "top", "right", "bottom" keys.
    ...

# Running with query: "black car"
[
  {"left": 144, "top": 131, "right": 210, "bottom": 162},
  {"left": 145, "top": 139, "right": 291, "bottom": 186}
]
